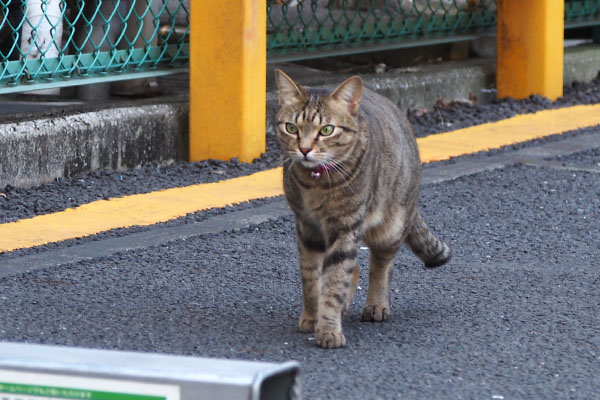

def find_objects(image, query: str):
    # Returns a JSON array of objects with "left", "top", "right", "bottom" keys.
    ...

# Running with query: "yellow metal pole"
[
  {"left": 497, "top": 0, "right": 564, "bottom": 100},
  {"left": 189, "top": 1, "right": 266, "bottom": 162}
]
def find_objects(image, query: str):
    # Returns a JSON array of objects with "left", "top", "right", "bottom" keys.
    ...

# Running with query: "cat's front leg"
[
  {"left": 316, "top": 234, "right": 360, "bottom": 349},
  {"left": 296, "top": 220, "right": 326, "bottom": 333}
]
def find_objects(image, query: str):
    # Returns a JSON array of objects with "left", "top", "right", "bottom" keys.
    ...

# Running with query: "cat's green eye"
[
  {"left": 285, "top": 123, "right": 298, "bottom": 134},
  {"left": 320, "top": 125, "right": 335, "bottom": 136}
]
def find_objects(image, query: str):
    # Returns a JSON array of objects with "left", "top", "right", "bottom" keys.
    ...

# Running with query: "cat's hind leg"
[
  {"left": 342, "top": 264, "right": 360, "bottom": 315},
  {"left": 362, "top": 218, "right": 408, "bottom": 322},
  {"left": 361, "top": 251, "right": 395, "bottom": 322}
]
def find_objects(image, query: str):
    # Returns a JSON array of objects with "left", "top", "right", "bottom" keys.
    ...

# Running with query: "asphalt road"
[{"left": 1, "top": 130, "right": 599, "bottom": 399}]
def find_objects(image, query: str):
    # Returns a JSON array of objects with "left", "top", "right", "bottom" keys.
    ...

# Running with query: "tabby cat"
[{"left": 274, "top": 70, "right": 451, "bottom": 349}]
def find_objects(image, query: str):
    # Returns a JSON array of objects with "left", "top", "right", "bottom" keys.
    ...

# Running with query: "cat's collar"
[{"left": 310, "top": 163, "right": 335, "bottom": 180}]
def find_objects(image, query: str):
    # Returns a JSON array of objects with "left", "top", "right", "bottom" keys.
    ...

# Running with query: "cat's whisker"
[
  {"left": 282, "top": 157, "right": 297, "bottom": 180},
  {"left": 324, "top": 165, "right": 335, "bottom": 189},
  {"left": 326, "top": 159, "right": 355, "bottom": 194},
  {"left": 333, "top": 160, "right": 353, "bottom": 178},
  {"left": 335, "top": 162, "right": 357, "bottom": 193},
  {"left": 326, "top": 158, "right": 352, "bottom": 180},
  {"left": 281, "top": 156, "right": 293, "bottom": 169},
  {"left": 281, "top": 157, "right": 293, "bottom": 166}
]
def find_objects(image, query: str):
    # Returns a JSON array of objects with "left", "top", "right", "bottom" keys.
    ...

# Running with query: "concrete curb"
[
  {"left": 265, "top": 58, "right": 495, "bottom": 121},
  {"left": 1, "top": 45, "right": 599, "bottom": 188},
  {"left": 0, "top": 104, "right": 188, "bottom": 188},
  {"left": 564, "top": 44, "right": 600, "bottom": 85}
]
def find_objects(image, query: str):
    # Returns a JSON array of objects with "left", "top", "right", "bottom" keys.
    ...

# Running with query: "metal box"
[{"left": 0, "top": 342, "right": 301, "bottom": 400}]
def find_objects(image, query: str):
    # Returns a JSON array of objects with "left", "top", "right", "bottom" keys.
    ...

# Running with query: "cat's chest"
[{"left": 300, "top": 188, "right": 331, "bottom": 217}]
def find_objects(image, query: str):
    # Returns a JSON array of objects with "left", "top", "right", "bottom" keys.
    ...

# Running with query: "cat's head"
[{"left": 274, "top": 69, "right": 364, "bottom": 170}]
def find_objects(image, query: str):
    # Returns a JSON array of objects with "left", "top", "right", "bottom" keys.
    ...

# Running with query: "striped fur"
[{"left": 274, "top": 70, "right": 451, "bottom": 349}]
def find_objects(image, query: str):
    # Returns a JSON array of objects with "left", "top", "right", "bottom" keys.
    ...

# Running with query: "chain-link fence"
[
  {"left": 267, "top": 0, "right": 497, "bottom": 61},
  {"left": 268, "top": 0, "right": 600, "bottom": 62},
  {"left": 565, "top": 0, "right": 600, "bottom": 27},
  {"left": 0, "top": 0, "right": 189, "bottom": 93},
  {"left": 1, "top": 1, "right": 599, "bottom": 93}
]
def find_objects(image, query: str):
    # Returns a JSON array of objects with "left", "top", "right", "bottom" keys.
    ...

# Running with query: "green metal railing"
[
  {"left": 1, "top": 1, "right": 600, "bottom": 93},
  {"left": 0, "top": 0, "right": 189, "bottom": 93}
]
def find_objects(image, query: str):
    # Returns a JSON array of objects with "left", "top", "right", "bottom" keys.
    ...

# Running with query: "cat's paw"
[
  {"left": 361, "top": 304, "right": 390, "bottom": 322},
  {"left": 298, "top": 310, "right": 316, "bottom": 333},
  {"left": 299, "top": 317, "right": 316, "bottom": 333},
  {"left": 315, "top": 328, "right": 346, "bottom": 349}
]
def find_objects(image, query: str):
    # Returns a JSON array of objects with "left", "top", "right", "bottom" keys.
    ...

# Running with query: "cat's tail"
[{"left": 405, "top": 210, "right": 451, "bottom": 269}]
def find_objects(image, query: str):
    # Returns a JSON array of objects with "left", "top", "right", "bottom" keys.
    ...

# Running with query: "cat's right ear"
[
  {"left": 274, "top": 69, "right": 307, "bottom": 107},
  {"left": 329, "top": 76, "right": 362, "bottom": 116}
]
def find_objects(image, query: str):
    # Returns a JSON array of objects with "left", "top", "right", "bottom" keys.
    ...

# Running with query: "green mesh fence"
[
  {"left": 2, "top": 1, "right": 600, "bottom": 93},
  {"left": 267, "top": 0, "right": 498, "bottom": 61},
  {"left": 0, "top": 0, "right": 189, "bottom": 93},
  {"left": 565, "top": 0, "right": 600, "bottom": 27},
  {"left": 267, "top": 0, "right": 600, "bottom": 62}
]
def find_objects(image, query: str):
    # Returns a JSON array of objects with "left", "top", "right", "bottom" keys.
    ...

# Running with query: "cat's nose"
[{"left": 299, "top": 148, "right": 311, "bottom": 156}]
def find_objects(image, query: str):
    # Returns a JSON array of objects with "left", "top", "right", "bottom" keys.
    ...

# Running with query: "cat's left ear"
[{"left": 329, "top": 76, "right": 363, "bottom": 116}]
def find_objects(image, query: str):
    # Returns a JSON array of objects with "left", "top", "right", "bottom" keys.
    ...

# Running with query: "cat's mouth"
[
  {"left": 298, "top": 158, "right": 325, "bottom": 179},
  {"left": 298, "top": 156, "right": 337, "bottom": 180},
  {"left": 308, "top": 163, "right": 336, "bottom": 180},
  {"left": 299, "top": 158, "right": 321, "bottom": 169}
]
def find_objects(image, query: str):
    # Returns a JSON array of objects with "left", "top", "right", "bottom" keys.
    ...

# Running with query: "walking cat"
[{"left": 274, "top": 70, "right": 451, "bottom": 348}]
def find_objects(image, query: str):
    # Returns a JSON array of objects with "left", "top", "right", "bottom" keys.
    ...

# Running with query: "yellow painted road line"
[
  {"left": 0, "top": 168, "right": 283, "bottom": 253},
  {"left": 418, "top": 103, "right": 600, "bottom": 162},
  {"left": 1, "top": 103, "right": 600, "bottom": 252}
]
